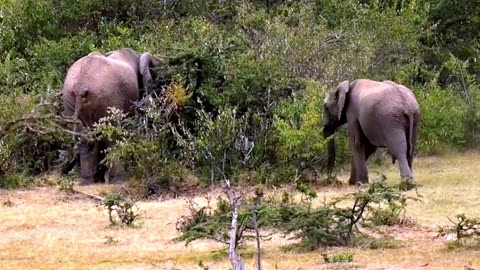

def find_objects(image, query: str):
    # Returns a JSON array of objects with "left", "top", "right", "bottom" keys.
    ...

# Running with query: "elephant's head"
[
  {"left": 322, "top": 80, "right": 350, "bottom": 138},
  {"left": 105, "top": 48, "right": 164, "bottom": 94},
  {"left": 322, "top": 80, "right": 350, "bottom": 175}
]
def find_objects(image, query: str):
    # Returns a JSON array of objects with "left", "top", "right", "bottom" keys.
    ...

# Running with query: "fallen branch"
[
  {"left": 0, "top": 114, "right": 84, "bottom": 139},
  {"left": 71, "top": 188, "right": 105, "bottom": 201}
]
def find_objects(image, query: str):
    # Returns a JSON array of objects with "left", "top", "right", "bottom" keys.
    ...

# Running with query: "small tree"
[{"left": 176, "top": 175, "right": 417, "bottom": 251}]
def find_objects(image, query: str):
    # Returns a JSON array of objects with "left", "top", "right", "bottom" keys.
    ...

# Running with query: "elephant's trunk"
[
  {"left": 326, "top": 137, "right": 336, "bottom": 176},
  {"left": 139, "top": 53, "right": 164, "bottom": 94}
]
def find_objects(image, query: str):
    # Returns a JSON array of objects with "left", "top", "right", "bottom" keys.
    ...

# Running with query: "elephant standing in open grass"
[
  {"left": 61, "top": 48, "right": 163, "bottom": 184},
  {"left": 322, "top": 79, "right": 421, "bottom": 185}
]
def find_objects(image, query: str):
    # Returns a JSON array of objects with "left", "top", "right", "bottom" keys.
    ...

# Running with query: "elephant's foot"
[
  {"left": 348, "top": 177, "right": 368, "bottom": 186},
  {"left": 348, "top": 177, "right": 357, "bottom": 186},
  {"left": 399, "top": 177, "right": 417, "bottom": 191}
]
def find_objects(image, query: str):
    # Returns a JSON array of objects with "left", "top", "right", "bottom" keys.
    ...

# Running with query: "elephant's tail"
[{"left": 406, "top": 113, "right": 416, "bottom": 168}]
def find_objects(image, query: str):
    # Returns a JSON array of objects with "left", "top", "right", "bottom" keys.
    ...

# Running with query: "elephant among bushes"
[
  {"left": 61, "top": 48, "right": 163, "bottom": 184},
  {"left": 322, "top": 79, "right": 421, "bottom": 185}
]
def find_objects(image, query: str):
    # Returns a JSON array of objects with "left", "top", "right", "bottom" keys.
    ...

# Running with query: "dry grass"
[{"left": 1, "top": 152, "right": 480, "bottom": 269}]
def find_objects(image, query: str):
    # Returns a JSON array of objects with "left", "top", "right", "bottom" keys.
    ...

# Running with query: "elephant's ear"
[
  {"left": 139, "top": 52, "right": 164, "bottom": 92},
  {"left": 336, "top": 80, "right": 350, "bottom": 121}
]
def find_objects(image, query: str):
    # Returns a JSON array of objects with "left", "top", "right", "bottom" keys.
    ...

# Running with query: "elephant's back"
[
  {"left": 353, "top": 79, "right": 419, "bottom": 115},
  {"left": 65, "top": 55, "right": 135, "bottom": 82},
  {"left": 63, "top": 54, "right": 137, "bottom": 96},
  {"left": 62, "top": 54, "right": 139, "bottom": 125}
]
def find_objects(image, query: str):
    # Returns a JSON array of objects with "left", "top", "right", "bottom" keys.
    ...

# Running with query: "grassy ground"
[{"left": 1, "top": 152, "right": 480, "bottom": 269}]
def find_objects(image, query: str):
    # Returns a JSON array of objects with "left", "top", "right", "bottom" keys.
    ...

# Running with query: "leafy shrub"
[
  {"left": 272, "top": 80, "right": 348, "bottom": 183},
  {"left": 175, "top": 195, "right": 272, "bottom": 246},
  {"left": 0, "top": 174, "right": 33, "bottom": 189},
  {"left": 354, "top": 234, "right": 401, "bottom": 250},
  {"left": 176, "top": 175, "right": 416, "bottom": 250},
  {"left": 58, "top": 173, "right": 75, "bottom": 193},
  {"left": 436, "top": 214, "right": 480, "bottom": 242},
  {"left": 415, "top": 86, "right": 468, "bottom": 154},
  {"left": 322, "top": 252, "right": 355, "bottom": 263},
  {"left": 0, "top": 89, "right": 74, "bottom": 186},
  {"left": 0, "top": 0, "right": 60, "bottom": 55},
  {"left": 1, "top": 0, "right": 480, "bottom": 190},
  {"left": 100, "top": 192, "right": 140, "bottom": 226}
]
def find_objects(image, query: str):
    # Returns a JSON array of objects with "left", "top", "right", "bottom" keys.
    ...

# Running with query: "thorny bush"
[{"left": 175, "top": 175, "right": 419, "bottom": 250}]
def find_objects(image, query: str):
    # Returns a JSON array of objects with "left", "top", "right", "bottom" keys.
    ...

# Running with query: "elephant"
[
  {"left": 61, "top": 48, "right": 163, "bottom": 184},
  {"left": 322, "top": 79, "right": 421, "bottom": 185}
]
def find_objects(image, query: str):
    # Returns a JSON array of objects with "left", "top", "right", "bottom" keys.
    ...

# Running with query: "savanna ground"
[{"left": 1, "top": 152, "right": 480, "bottom": 270}]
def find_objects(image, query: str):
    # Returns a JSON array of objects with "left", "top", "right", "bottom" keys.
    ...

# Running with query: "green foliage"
[
  {"left": 272, "top": 176, "right": 414, "bottom": 249},
  {"left": 354, "top": 234, "right": 401, "bottom": 249},
  {"left": 100, "top": 192, "right": 140, "bottom": 227},
  {"left": 176, "top": 176, "right": 417, "bottom": 250},
  {"left": 0, "top": 89, "right": 73, "bottom": 186},
  {"left": 366, "top": 178, "right": 414, "bottom": 226},
  {"left": 175, "top": 195, "right": 273, "bottom": 246},
  {"left": 0, "top": 174, "right": 32, "bottom": 189},
  {"left": 1, "top": 0, "right": 480, "bottom": 188},
  {"left": 89, "top": 95, "right": 192, "bottom": 197},
  {"left": 177, "top": 108, "right": 257, "bottom": 185},
  {"left": 427, "top": 0, "right": 480, "bottom": 63},
  {"left": 58, "top": 173, "right": 75, "bottom": 193},
  {"left": 322, "top": 252, "right": 355, "bottom": 263},
  {"left": 415, "top": 86, "right": 468, "bottom": 154},
  {"left": 0, "top": 0, "right": 59, "bottom": 55},
  {"left": 436, "top": 214, "right": 480, "bottom": 242},
  {"left": 272, "top": 80, "right": 348, "bottom": 182}
]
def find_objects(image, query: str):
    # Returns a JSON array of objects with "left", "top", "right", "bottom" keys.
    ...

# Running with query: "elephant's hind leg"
[
  {"left": 78, "top": 143, "right": 96, "bottom": 185},
  {"left": 385, "top": 130, "right": 412, "bottom": 180}
]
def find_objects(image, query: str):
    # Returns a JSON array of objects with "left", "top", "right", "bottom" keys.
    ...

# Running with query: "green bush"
[
  {"left": 27, "top": 33, "right": 98, "bottom": 90},
  {"left": 436, "top": 214, "right": 480, "bottom": 243},
  {"left": 415, "top": 86, "right": 468, "bottom": 154},
  {"left": 0, "top": 89, "right": 73, "bottom": 187},
  {"left": 0, "top": 0, "right": 60, "bottom": 55},
  {"left": 175, "top": 176, "right": 415, "bottom": 250},
  {"left": 272, "top": 80, "right": 336, "bottom": 182},
  {"left": 0, "top": 0, "right": 479, "bottom": 189},
  {"left": 100, "top": 192, "right": 140, "bottom": 227},
  {"left": 322, "top": 252, "right": 355, "bottom": 263}
]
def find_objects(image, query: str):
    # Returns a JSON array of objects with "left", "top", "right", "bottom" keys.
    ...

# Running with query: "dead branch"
[
  {"left": 0, "top": 114, "right": 85, "bottom": 140},
  {"left": 253, "top": 200, "right": 262, "bottom": 270},
  {"left": 71, "top": 188, "right": 105, "bottom": 201},
  {"left": 225, "top": 178, "right": 246, "bottom": 270}
]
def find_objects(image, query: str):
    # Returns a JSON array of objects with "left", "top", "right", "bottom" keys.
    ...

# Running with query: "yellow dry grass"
[{"left": 1, "top": 152, "right": 480, "bottom": 269}]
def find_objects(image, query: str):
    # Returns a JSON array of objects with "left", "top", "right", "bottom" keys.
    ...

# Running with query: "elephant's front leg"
[
  {"left": 349, "top": 144, "right": 369, "bottom": 184},
  {"left": 348, "top": 123, "right": 369, "bottom": 185}
]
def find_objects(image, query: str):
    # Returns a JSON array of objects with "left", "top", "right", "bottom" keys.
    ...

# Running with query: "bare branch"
[{"left": 224, "top": 178, "right": 246, "bottom": 270}]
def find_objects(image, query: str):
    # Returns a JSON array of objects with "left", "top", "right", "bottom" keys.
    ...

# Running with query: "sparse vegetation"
[
  {"left": 322, "top": 251, "right": 355, "bottom": 263},
  {"left": 1, "top": 153, "right": 480, "bottom": 269},
  {"left": 58, "top": 173, "right": 75, "bottom": 193},
  {"left": 437, "top": 214, "right": 480, "bottom": 243},
  {"left": 100, "top": 192, "right": 140, "bottom": 227},
  {"left": 176, "top": 175, "right": 417, "bottom": 250},
  {"left": 103, "top": 235, "right": 119, "bottom": 246}
]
